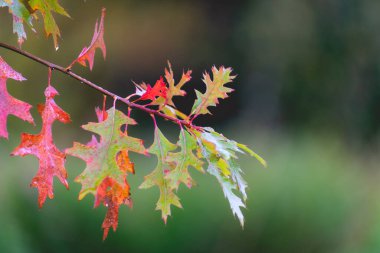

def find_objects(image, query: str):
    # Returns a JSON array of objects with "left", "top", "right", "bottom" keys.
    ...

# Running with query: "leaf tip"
[
  {"left": 102, "top": 228, "right": 109, "bottom": 241},
  {"left": 63, "top": 178, "right": 69, "bottom": 190}
]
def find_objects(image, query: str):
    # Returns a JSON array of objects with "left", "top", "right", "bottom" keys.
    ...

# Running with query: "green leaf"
[
  {"left": 190, "top": 66, "right": 235, "bottom": 117},
  {"left": 29, "top": 0, "right": 70, "bottom": 49},
  {"left": 139, "top": 126, "right": 181, "bottom": 223},
  {"left": 66, "top": 107, "right": 146, "bottom": 200},
  {"left": 207, "top": 162, "right": 246, "bottom": 227},
  {"left": 237, "top": 143, "right": 267, "bottom": 168},
  {"left": 166, "top": 128, "right": 204, "bottom": 190},
  {"left": 194, "top": 127, "right": 266, "bottom": 226},
  {"left": 1, "top": 0, "right": 69, "bottom": 47}
]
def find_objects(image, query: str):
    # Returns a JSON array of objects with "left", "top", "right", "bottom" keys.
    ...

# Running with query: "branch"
[{"left": 0, "top": 42, "right": 199, "bottom": 130}]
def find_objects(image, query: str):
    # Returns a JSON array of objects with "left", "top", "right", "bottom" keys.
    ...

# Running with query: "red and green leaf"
[
  {"left": 66, "top": 106, "right": 146, "bottom": 239},
  {"left": 0, "top": 56, "right": 34, "bottom": 139},
  {"left": 11, "top": 85, "right": 71, "bottom": 207},
  {"left": 133, "top": 62, "right": 192, "bottom": 120},
  {"left": 68, "top": 8, "right": 106, "bottom": 70}
]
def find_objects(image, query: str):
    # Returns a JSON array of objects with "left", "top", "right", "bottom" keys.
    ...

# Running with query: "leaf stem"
[
  {"left": 0, "top": 42, "right": 201, "bottom": 130},
  {"left": 151, "top": 114, "right": 158, "bottom": 128},
  {"left": 48, "top": 67, "right": 52, "bottom": 86}
]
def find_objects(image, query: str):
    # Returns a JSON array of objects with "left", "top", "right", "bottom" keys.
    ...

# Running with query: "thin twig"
[{"left": 0, "top": 42, "right": 200, "bottom": 130}]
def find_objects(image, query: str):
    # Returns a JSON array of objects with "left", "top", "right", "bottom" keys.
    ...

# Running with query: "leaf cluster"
[{"left": 0, "top": 4, "right": 266, "bottom": 240}]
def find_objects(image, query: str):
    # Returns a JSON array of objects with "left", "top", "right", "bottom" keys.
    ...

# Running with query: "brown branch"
[{"left": 0, "top": 42, "right": 200, "bottom": 130}]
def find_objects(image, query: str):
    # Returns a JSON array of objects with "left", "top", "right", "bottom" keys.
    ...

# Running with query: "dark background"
[{"left": 0, "top": 1, "right": 380, "bottom": 252}]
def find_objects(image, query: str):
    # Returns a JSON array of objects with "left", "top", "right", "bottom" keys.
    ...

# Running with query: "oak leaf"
[
  {"left": 11, "top": 85, "right": 71, "bottom": 208},
  {"left": 164, "top": 61, "right": 192, "bottom": 107},
  {"left": 68, "top": 8, "right": 106, "bottom": 70},
  {"left": 195, "top": 127, "right": 266, "bottom": 226},
  {"left": 0, "top": 56, "right": 34, "bottom": 139},
  {"left": 166, "top": 128, "right": 203, "bottom": 190},
  {"left": 28, "top": 0, "right": 70, "bottom": 49},
  {"left": 139, "top": 125, "right": 181, "bottom": 223},
  {"left": 134, "top": 62, "right": 192, "bottom": 120},
  {"left": 0, "top": 0, "right": 34, "bottom": 46},
  {"left": 95, "top": 176, "right": 132, "bottom": 240},
  {"left": 139, "top": 77, "right": 168, "bottom": 101},
  {"left": 66, "top": 106, "right": 146, "bottom": 239},
  {"left": 191, "top": 66, "right": 235, "bottom": 118}
]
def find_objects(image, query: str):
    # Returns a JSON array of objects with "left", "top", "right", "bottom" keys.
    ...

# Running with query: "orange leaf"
[{"left": 94, "top": 177, "right": 132, "bottom": 240}]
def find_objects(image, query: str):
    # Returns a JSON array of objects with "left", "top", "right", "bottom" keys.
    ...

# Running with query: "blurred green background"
[{"left": 1, "top": 0, "right": 380, "bottom": 252}]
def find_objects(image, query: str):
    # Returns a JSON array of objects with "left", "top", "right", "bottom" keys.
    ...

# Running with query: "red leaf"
[
  {"left": 0, "top": 56, "right": 34, "bottom": 139},
  {"left": 140, "top": 77, "right": 168, "bottom": 101},
  {"left": 11, "top": 85, "right": 71, "bottom": 207},
  {"left": 68, "top": 8, "right": 106, "bottom": 70}
]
